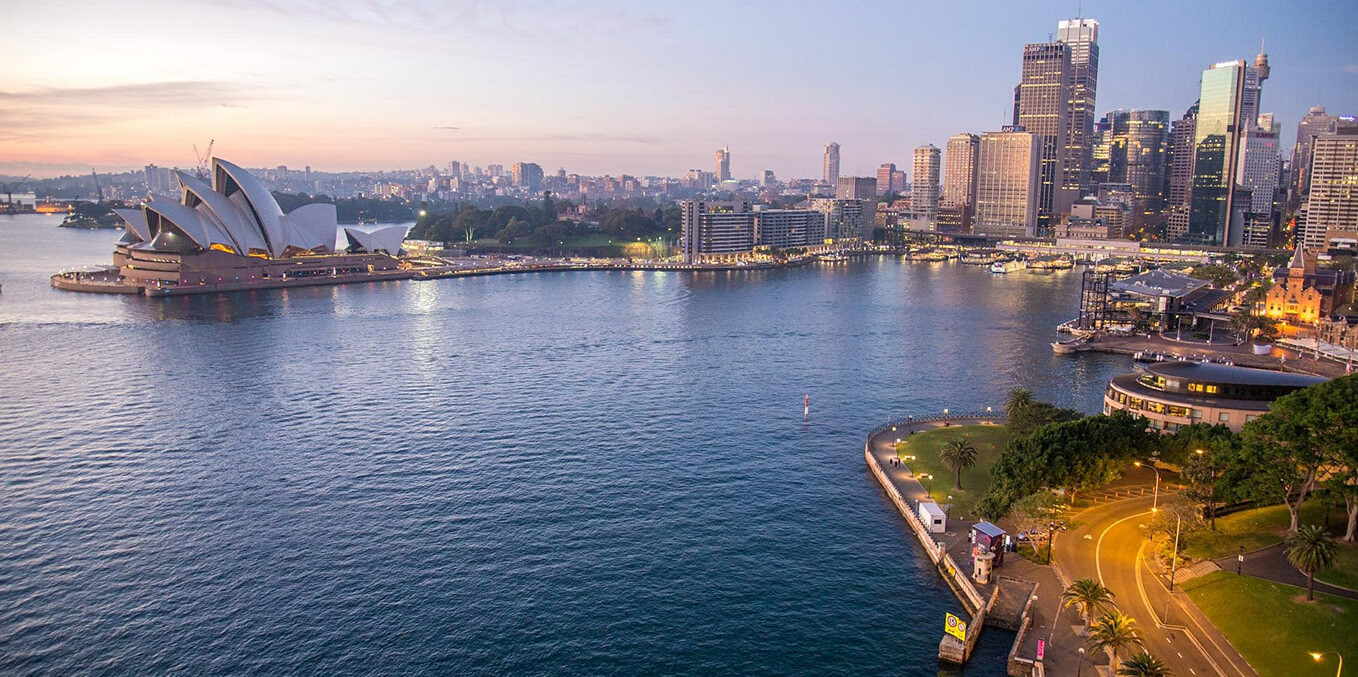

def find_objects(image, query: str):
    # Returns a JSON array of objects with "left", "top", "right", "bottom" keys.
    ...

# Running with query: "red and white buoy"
[{"left": 803, "top": 393, "right": 810, "bottom": 419}]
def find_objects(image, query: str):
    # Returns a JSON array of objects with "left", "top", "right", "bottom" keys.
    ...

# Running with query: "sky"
[{"left": 2, "top": 0, "right": 1357, "bottom": 179}]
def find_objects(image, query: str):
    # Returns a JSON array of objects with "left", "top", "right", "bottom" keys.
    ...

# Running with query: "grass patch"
[
  {"left": 893, "top": 424, "right": 1014, "bottom": 518},
  {"left": 1183, "top": 571, "right": 1358, "bottom": 677},
  {"left": 1316, "top": 541, "right": 1358, "bottom": 590},
  {"left": 1183, "top": 501, "right": 1329, "bottom": 560},
  {"left": 1016, "top": 542, "right": 1050, "bottom": 565}
]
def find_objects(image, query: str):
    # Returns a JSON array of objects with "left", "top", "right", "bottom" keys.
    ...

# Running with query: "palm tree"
[
  {"left": 1118, "top": 650, "right": 1171, "bottom": 676},
  {"left": 939, "top": 435, "right": 978, "bottom": 489},
  {"left": 1003, "top": 387, "right": 1034, "bottom": 419},
  {"left": 1286, "top": 524, "right": 1338, "bottom": 601},
  {"left": 1087, "top": 609, "right": 1143, "bottom": 660},
  {"left": 1061, "top": 578, "right": 1116, "bottom": 628}
]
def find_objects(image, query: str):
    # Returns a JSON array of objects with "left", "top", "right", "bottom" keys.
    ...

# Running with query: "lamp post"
[
  {"left": 1134, "top": 461, "right": 1162, "bottom": 513},
  {"left": 1046, "top": 520, "right": 1065, "bottom": 564},
  {"left": 1310, "top": 650, "right": 1343, "bottom": 677},
  {"left": 1076, "top": 647, "right": 1086, "bottom": 677},
  {"left": 1168, "top": 511, "right": 1182, "bottom": 593}
]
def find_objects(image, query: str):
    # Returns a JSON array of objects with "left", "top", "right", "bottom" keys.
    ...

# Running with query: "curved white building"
[{"left": 56, "top": 159, "right": 413, "bottom": 296}]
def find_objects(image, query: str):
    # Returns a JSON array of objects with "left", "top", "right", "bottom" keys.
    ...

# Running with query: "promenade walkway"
[
  {"left": 1216, "top": 542, "right": 1358, "bottom": 601},
  {"left": 865, "top": 415, "right": 1079, "bottom": 675}
]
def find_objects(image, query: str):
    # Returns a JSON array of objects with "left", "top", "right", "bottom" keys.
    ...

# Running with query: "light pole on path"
[
  {"left": 1309, "top": 650, "right": 1343, "bottom": 677},
  {"left": 1134, "top": 461, "right": 1162, "bottom": 512}
]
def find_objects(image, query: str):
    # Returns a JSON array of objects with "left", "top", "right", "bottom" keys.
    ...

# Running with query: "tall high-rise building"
[
  {"left": 762, "top": 170, "right": 777, "bottom": 187},
  {"left": 943, "top": 133, "right": 980, "bottom": 232},
  {"left": 823, "top": 142, "right": 841, "bottom": 185},
  {"left": 1166, "top": 103, "right": 1199, "bottom": 240},
  {"left": 1097, "top": 110, "right": 1169, "bottom": 228},
  {"left": 836, "top": 176, "right": 877, "bottom": 201},
  {"left": 1300, "top": 127, "right": 1358, "bottom": 249},
  {"left": 715, "top": 147, "right": 731, "bottom": 182},
  {"left": 974, "top": 127, "right": 1040, "bottom": 238},
  {"left": 1090, "top": 115, "right": 1113, "bottom": 187},
  {"left": 680, "top": 199, "right": 753, "bottom": 262},
  {"left": 512, "top": 162, "right": 544, "bottom": 190},
  {"left": 876, "top": 163, "right": 897, "bottom": 196},
  {"left": 1055, "top": 18, "right": 1100, "bottom": 199},
  {"left": 1291, "top": 106, "right": 1339, "bottom": 201},
  {"left": 1187, "top": 60, "right": 1254, "bottom": 245},
  {"left": 910, "top": 144, "right": 941, "bottom": 230},
  {"left": 1237, "top": 117, "right": 1282, "bottom": 247},
  {"left": 1017, "top": 41, "right": 1073, "bottom": 231}
]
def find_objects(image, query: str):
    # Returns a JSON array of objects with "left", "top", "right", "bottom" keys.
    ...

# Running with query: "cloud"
[
  {"left": 1344, "top": 64, "right": 1358, "bottom": 75},
  {"left": 434, "top": 125, "right": 461, "bottom": 130},
  {"left": 0, "top": 81, "right": 246, "bottom": 108}
]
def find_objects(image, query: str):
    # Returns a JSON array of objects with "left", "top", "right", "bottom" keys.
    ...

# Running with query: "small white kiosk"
[{"left": 918, "top": 501, "right": 947, "bottom": 533}]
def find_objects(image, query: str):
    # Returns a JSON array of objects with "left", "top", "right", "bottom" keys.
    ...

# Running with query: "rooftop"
[
  {"left": 1110, "top": 269, "right": 1209, "bottom": 299},
  {"left": 1144, "top": 361, "right": 1327, "bottom": 388}
]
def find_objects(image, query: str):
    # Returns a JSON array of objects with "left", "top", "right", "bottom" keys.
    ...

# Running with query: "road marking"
[{"left": 1095, "top": 509, "right": 1150, "bottom": 585}]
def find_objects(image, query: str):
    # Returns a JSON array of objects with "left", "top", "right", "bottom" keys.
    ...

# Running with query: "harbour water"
[{"left": 0, "top": 214, "right": 1124, "bottom": 675}]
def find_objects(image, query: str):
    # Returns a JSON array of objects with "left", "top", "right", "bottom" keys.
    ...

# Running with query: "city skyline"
[{"left": 3, "top": 0, "right": 1357, "bottom": 179}]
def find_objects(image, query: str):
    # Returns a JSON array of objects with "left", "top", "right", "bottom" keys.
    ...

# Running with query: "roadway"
[{"left": 1053, "top": 496, "right": 1258, "bottom": 676}]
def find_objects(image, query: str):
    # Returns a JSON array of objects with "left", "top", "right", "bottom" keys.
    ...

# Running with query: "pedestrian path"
[{"left": 1215, "top": 542, "right": 1358, "bottom": 601}]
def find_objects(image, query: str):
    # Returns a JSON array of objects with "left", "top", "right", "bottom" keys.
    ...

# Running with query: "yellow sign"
[{"left": 944, "top": 613, "right": 967, "bottom": 641}]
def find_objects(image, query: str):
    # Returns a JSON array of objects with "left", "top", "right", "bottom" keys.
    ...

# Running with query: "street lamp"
[
  {"left": 1134, "top": 460, "right": 1162, "bottom": 513},
  {"left": 1046, "top": 520, "right": 1066, "bottom": 563},
  {"left": 1168, "top": 511, "right": 1183, "bottom": 593},
  {"left": 1310, "top": 650, "right": 1343, "bottom": 677},
  {"left": 1076, "top": 647, "right": 1086, "bottom": 677}
]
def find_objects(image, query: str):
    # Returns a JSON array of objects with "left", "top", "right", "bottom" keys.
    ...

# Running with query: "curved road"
[{"left": 1054, "top": 496, "right": 1257, "bottom": 676}]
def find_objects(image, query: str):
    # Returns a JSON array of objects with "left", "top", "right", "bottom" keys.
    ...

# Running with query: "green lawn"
[
  {"left": 1316, "top": 541, "right": 1358, "bottom": 590},
  {"left": 1183, "top": 502, "right": 1330, "bottom": 560},
  {"left": 892, "top": 424, "right": 1014, "bottom": 518},
  {"left": 1183, "top": 571, "right": 1357, "bottom": 677}
]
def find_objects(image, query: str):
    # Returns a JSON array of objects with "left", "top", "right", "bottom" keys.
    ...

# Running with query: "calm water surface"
[{"left": 0, "top": 214, "right": 1123, "bottom": 675}]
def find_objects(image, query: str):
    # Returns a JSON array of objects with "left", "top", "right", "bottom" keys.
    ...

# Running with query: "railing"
[{"left": 867, "top": 412, "right": 1007, "bottom": 440}]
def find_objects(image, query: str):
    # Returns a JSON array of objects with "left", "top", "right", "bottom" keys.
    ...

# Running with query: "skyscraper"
[
  {"left": 1237, "top": 117, "right": 1281, "bottom": 247},
  {"left": 715, "top": 147, "right": 731, "bottom": 182},
  {"left": 1187, "top": 60, "right": 1252, "bottom": 245},
  {"left": 1098, "top": 110, "right": 1169, "bottom": 229},
  {"left": 823, "top": 142, "right": 841, "bottom": 185},
  {"left": 974, "top": 127, "right": 1040, "bottom": 238},
  {"left": 1166, "top": 103, "right": 1199, "bottom": 240},
  {"left": 1017, "top": 41, "right": 1073, "bottom": 231},
  {"left": 1300, "top": 127, "right": 1358, "bottom": 249},
  {"left": 876, "top": 163, "right": 897, "bottom": 196},
  {"left": 911, "top": 144, "right": 941, "bottom": 230},
  {"left": 1055, "top": 18, "right": 1100, "bottom": 199},
  {"left": 512, "top": 162, "right": 544, "bottom": 190},
  {"left": 1291, "top": 106, "right": 1339, "bottom": 202},
  {"left": 943, "top": 133, "right": 980, "bottom": 233}
]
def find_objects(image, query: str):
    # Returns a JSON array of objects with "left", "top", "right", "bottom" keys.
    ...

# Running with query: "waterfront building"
[
  {"left": 824, "top": 142, "right": 841, "bottom": 185},
  {"left": 1291, "top": 106, "right": 1339, "bottom": 202},
  {"left": 974, "top": 128, "right": 1040, "bottom": 238},
  {"left": 679, "top": 199, "right": 754, "bottom": 262},
  {"left": 943, "top": 133, "right": 980, "bottom": 233},
  {"left": 811, "top": 198, "right": 874, "bottom": 242},
  {"left": 1017, "top": 41, "right": 1074, "bottom": 231},
  {"left": 1264, "top": 246, "right": 1354, "bottom": 326},
  {"left": 1055, "top": 18, "right": 1100, "bottom": 200},
  {"left": 908, "top": 145, "right": 941, "bottom": 231},
  {"left": 876, "top": 163, "right": 896, "bottom": 196},
  {"left": 60, "top": 159, "right": 408, "bottom": 296},
  {"left": 716, "top": 147, "right": 731, "bottom": 183},
  {"left": 753, "top": 209, "right": 828, "bottom": 249},
  {"left": 1055, "top": 197, "right": 1127, "bottom": 240},
  {"left": 1103, "top": 362, "right": 1325, "bottom": 433},
  {"left": 1299, "top": 127, "right": 1358, "bottom": 250}
]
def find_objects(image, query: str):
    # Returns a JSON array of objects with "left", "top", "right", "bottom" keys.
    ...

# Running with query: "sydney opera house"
[{"left": 52, "top": 159, "right": 413, "bottom": 296}]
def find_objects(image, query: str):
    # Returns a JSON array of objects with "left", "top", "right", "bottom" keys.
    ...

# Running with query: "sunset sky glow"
[{"left": 3, "top": 0, "right": 1356, "bottom": 178}]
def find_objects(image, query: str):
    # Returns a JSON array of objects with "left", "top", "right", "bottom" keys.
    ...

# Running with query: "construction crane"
[
  {"left": 2, "top": 175, "right": 32, "bottom": 214},
  {"left": 91, "top": 170, "right": 104, "bottom": 204},
  {"left": 193, "top": 139, "right": 214, "bottom": 180}
]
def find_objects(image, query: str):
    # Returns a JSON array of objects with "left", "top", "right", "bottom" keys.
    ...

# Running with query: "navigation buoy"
[{"left": 803, "top": 393, "right": 810, "bottom": 419}]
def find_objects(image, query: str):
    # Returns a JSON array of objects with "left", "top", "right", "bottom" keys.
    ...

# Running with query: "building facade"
[
  {"left": 811, "top": 198, "right": 874, "bottom": 241},
  {"left": 1103, "top": 362, "right": 1324, "bottom": 433},
  {"left": 1291, "top": 106, "right": 1339, "bottom": 202},
  {"left": 715, "top": 147, "right": 731, "bottom": 182},
  {"left": 1055, "top": 18, "right": 1100, "bottom": 199},
  {"left": 974, "top": 128, "right": 1040, "bottom": 238},
  {"left": 680, "top": 200, "right": 754, "bottom": 262},
  {"left": 1300, "top": 127, "right": 1358, "bottom": 249},
  {"left": 1017, "top": 41, "right": 1073, "bottom": 231},
  {"left": 876, "top": 163, "right": 897, "bottom": 196},
  {"left": 909, "top": 144, "right": 941, "bottom": 231}
]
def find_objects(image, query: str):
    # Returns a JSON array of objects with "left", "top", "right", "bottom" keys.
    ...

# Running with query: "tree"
[
  {"left": 1009, "top": 491, "right": 1067, "bottom": 546},
  {"left": 1003, "top": 387, "right": 1035, "bottom": 419},
  {"left": 1286, "top": 524, "right": 1337, "bottom": 601},
  {"left": 1118, "top": 650, "right": 1172, "bottom": 677},
  {"left": 1061, "top": 578, "right": 1116, "bottom": 628},
  {"left": 1087, "top": 609, "right": 1144, "bottom": 659},
  {"left": 1239, "top": 375, "right": 1358, "bottom": 533},
  {"left": 939, "top": 435, "right": 978, "bottom": 489}
]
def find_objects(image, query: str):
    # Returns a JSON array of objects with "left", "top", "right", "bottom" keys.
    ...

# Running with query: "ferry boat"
[
  {"left": 989, "top": 259, "right": 1024, "bottom": 274},
  {"left": 818, "top": 252, "right": 849, "bottom": 263}
]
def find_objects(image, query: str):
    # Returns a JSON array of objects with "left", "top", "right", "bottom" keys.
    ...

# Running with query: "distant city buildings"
[
  {"left": 1055, "top": 18, "right": 1100, "bottom": 200},
  {"left": 835, "top": 176, "right": 876, "bottom": 201},
  {"left": 811, "top": 197, "right": 874, "bottom": 241},
  {"left": 715, "top": 147, "right": 731, "bottom": 183},
  {"left": 1291, "top": 106, "right": 1339, "bottom": 203},
  {"left": 1185, "top": 52, "right": 1271, "bottom": 246},
  {"left": 1300, "top": 126, "right": 1358, "bottom": 250},
  {"left": 1166, "top": 103, "right": 1199, "bottom": 240},
  {"left": 512, "top": 162, "right": 544, "bottom": 191},
  {"left": 1092, "top": 109, "right": 1169, "bottom": 231},
  {"left": 943, "top": 133, "right": 980, "bottom": 233},
  {"left": 974, "top": 127, "right": 1040, "bottom": 238},
  {"left": 908, "top": 144, "right": 940, "bottom": 231},
  {"left": 1017, "top": 40, "right": 1073, "bottom": 231},
  {"left": 876, "top": 163, "right": 896, "bottom": 196},
  {"left": 679, "top": 199, "right": 827, "bottom": 262}
]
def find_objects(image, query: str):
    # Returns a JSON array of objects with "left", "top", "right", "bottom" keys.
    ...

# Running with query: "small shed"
[
  {"left": 971, "top": 521, "right": 1007, "bottom": 566},
  {"left": 918, "top": 501, "right": 947, "bottom": 533}
]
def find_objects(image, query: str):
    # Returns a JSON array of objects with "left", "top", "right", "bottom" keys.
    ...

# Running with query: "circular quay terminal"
[{"left": 4, "top": 3, "right": 1358, "bottom": 677}]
